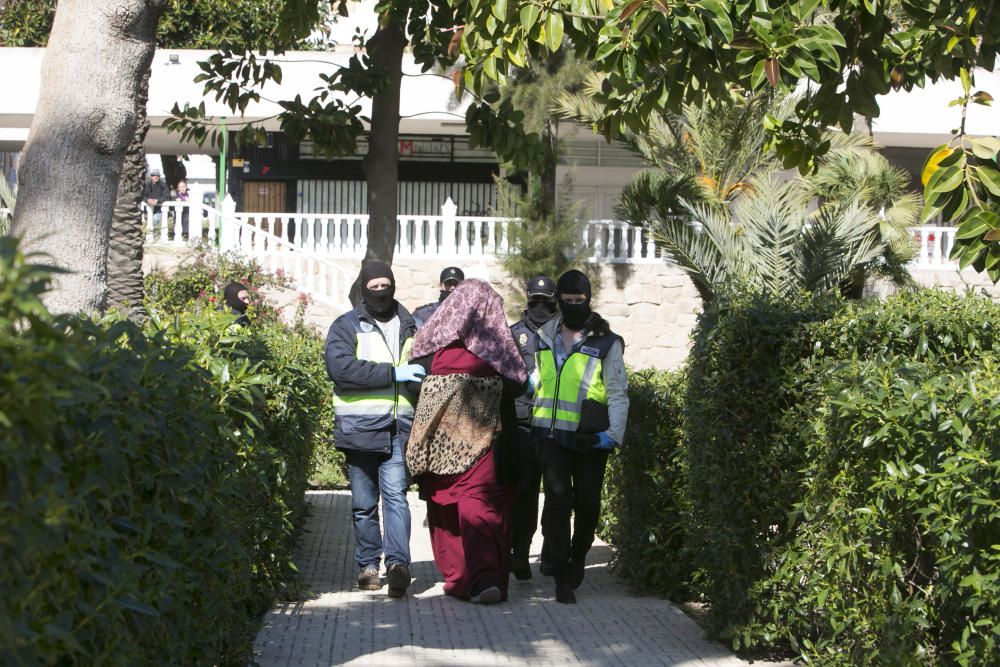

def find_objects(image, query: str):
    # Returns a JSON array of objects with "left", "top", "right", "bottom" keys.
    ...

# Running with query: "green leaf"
[
  {"left": 519, "top": 4, "right": 540, "bottom": 30},
  {"left": 118, "top": 598, "right": 160, "bottom": 617},
  {"left": 976, "top": 165, "right": 1000, "bottom": 196},
  {"left": 956, "top": 213, "right": 991, "bottom": 240},
  {"left": 545, "top": 13, "right": 564, "bottom": 52},
  {"left": 960, "top": 67, "right": 972, "bottom": 95},
  {"left": 491, "top": 0, "right": 507, "bottom": 22},
  {"left": 970, "top": 137, "right": 1000, "bottom": 160},
  {"left": 926, "top": 164, "right": 964, "bottom": 194},
  {"left": 700, "top": 0, "right": 734, "bottom": 42}
]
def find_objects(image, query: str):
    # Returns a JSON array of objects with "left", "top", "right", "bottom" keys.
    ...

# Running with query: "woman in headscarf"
[
  {"left": 407, "top": 279, "right": 527, "bottom": 604},
  {"left": 223, "top": 282, "right": 251, "bottom": 326}
]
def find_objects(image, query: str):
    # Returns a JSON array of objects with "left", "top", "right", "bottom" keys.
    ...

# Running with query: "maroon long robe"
[{"left": 417, "top": 345, "right": 515, "bottom": 600}]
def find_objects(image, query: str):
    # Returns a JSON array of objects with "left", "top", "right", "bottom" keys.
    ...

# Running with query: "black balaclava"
[
  {"left": 526, "top": 299, "right": 557, "bottom": 327},
  {"left": 359, "top": 261, "right": 396, "bottom": 322},
  {"left": 557, "top": 269, "right": 592, "bottom": 331},
  {"left": 438, "top": 289, "right": 451, "bottom": 303},
  {"left": 224, "top": 282, "right": 249, "bottom": 314}
]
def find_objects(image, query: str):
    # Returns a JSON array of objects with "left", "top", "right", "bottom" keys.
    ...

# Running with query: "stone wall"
[
  {"left": 384, "top": 258, "right": 702, "bottom": 371},
  {"left": 867, "top": 267, "right": 1000, "bottom": 299},
  {"left": 145, "top": 246, "right": 1000, "bottom": 373}
]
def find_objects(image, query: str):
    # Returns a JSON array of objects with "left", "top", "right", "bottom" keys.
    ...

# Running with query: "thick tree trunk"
[
  {"left": 105, "top": 68, "right": 152, "bottom": 320},
  {"left": 10, "top": 0, "right": 167, "bottom": 315},
  {"left": 361, "top": 17, "right": 405, "bottom": 266}
]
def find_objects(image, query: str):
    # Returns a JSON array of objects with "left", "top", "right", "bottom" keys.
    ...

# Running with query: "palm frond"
[
  {"left": 651, "top": 203, "right": 729, "bottom": 302},
  {"left": 797, "top": 202, "right": 886, "bottom": 294}
]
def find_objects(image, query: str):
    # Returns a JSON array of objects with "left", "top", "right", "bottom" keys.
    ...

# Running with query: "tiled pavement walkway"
[{"left": 253, "top": 491, "right": 787, "bottom": 666}]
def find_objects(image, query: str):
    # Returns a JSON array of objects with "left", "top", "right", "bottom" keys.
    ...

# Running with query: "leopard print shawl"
[{"left": 405, "top": 373, "right": 502, "bottom": 477}]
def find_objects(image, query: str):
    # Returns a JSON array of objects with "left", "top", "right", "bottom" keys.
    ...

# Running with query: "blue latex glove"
[
  {"left": 394, "top": 364, "right": 426, "bottom": 383},
  {"left": 593, "top": 431, "right": 618, "bottom": 450}
]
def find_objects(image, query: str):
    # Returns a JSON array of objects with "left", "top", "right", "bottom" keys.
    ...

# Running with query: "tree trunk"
[
  {"left": 361, "top": 16, "right": 405, "bottom": 266},
  {"left": 539, "top": 120, "right": 558, "bottom": 219},
  {"left": 348, "top": 16, "right": 406, "bottom": 306},
  {"left": 161, "top": 154, "right": 186, "bottom": 188},
  {"left": 105, "top": 68, "right": 152, "bottom": 320},
  {"left": 10, "top": 0, "right": 167, "bottom": 315}
]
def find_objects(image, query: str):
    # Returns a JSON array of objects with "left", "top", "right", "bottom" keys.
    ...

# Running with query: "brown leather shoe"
[
  {"left": 358, "top": 566, "right": 381, "bottom": 591},
  {"left": 386, "top": 563, "right": 411, "bottom": 598}
]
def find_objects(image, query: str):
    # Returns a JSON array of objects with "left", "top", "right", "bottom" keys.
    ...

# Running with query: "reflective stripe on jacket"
[
  {"left": 325, "top": 302, "right": 417, "bottom": 453},
  {"left": 530, "top": 325, "right": 622, "bottom": 450}
]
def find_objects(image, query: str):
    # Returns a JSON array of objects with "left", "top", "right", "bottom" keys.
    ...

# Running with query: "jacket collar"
[
  {"left": 353, "top": 300, "right": 416, "bottom": 336},
  {"left": 537, "top": 312, "right": 610, "bottom": 350}
]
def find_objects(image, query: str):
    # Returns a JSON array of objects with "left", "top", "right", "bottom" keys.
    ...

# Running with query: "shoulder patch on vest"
[
  {"left": 518, "top": 332, "right": 528, "bottom": 347},
  {"left": 580, "top": 345, "right": 601, "bottom": 357}
]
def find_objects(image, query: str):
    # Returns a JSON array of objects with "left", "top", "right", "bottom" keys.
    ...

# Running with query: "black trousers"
[
  {"left": 511, "top": 427, "right": 544, "bottom": 558},
  {"left": 535, "top": 438, "right": 610, "bottom": 577}
]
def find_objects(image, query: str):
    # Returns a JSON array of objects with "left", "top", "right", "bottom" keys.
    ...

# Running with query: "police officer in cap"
[
  {"left": 530, "top": 269, "right": 629, "bottom": 604},
  {"left": 412, "top": 266, "right": 464, "bottom": 327},
  {"left": 509, "top": 275, "right": 559, "bottom": 580}
]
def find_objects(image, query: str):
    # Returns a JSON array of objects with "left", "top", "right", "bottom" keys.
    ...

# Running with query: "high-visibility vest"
[
  {"left": 531, "top": 333, "right": 619, "bottom": 445},
  {"left": 332, "top": 322, "right": 415, "bottom": 428}
]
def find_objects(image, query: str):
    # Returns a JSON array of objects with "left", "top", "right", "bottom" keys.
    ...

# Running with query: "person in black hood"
[
  {"left": 508, "top": 275, "right": 558, "bottom": 581},
  {"left": 412, "top": 266, "right": 465, "bottom": 327},
  {"left": 324, "top": 260, "right": 424, "bottom": 598},
  {"left": 529, "top": 269, "right": 630, "bottom": 604},
  {"left": 223, "top": 282, "right": 251, "bottom": 326}
]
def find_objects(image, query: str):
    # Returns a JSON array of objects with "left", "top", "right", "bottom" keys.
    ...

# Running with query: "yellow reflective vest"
[{"left": 531, "top": 330, "right": 621, "bottom": 450}]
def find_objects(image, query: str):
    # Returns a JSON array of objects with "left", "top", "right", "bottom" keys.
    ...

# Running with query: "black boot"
[
  {"left": 555, "top": 577, "right": 576, "bottom": 604},
  {"left": 511, "top": 551, "right": 532, "bottom": 581}
]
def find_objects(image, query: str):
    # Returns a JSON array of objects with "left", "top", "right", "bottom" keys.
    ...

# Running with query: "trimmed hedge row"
[
  {"left": 601, "top": 368, "right": 692, "bottom": 599},
  {"left": 603, "top": 289, "right": 1000, "bottom": 665},
  {"left": 0, "top": 240, "right": 327, "bottom": 665}
]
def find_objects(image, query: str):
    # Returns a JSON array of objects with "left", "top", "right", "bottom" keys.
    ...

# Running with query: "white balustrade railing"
[
  {"left": 144, "top": 198, "right": 963, "bottom": 275},
  {"left": 224, "top": 199, "right": 668, "bottom": 263},
  {"left": 143, "top": 201, "right": 223, "bottom": 246},
  {"left": 911, "top": 225, "right": 958, "bottom": 268}
]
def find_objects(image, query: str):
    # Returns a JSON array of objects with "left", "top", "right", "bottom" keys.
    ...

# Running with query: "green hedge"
[
  {"left": 601, "top": 368, "right": 693, "bottom": 598},
  {"left": 145, "top": 247, "right": 346, "bottom": 489},
  {"left": 605, "top": 289, "right": 1000, "bottom": 664},
  {"left": 752, "top": 355, "right": 1000, "bottom": 664},
  {"left": 0, "top": 240, "right": 327, "bottom": 665},
  {"left": 684, "top": 292, "right": 839, "bottom": 635}
]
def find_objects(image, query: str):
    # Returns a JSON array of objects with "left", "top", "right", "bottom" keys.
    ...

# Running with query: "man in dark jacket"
[
  {"left": 325, "top": 261, "right": 426, "bottom": 598},
  {"left": 412, "top": 266, "right": 464, "bottom": 327},
  {"left": 509, "top": 275, "right": 559, "bottom": 581},
  {"left": 142, "top": 168, "right": 171, "bottom": 235}
]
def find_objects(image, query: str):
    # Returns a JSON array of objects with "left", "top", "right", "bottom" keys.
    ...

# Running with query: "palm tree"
[
  {"left": 558, "top": 77, "right": 794, "bottom": 207},
  {"left": 657, "top": 176, "right": 886, "bottom": 302},
  {"left": 559, "top": 81, "right": 918, "bottom": 301},
  {"left": 804, "top": 134, "right": 920, "bottom": 295}
]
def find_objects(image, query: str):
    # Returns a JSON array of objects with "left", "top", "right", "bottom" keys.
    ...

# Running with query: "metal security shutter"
[{"left": 297, "top": 180, "right": 498, "bottom": 216}]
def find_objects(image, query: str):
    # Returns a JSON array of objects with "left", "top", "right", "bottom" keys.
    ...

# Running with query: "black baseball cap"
[
  {"left": 526, "top": 275, "right": 556, "bottom": 298},
  {"left": 440, "top": 267, "right": 464, "bottom": 284}
]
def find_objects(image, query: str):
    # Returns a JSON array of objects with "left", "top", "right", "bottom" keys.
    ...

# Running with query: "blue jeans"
[{"left": 344, "top": 433, "right": 411, "bottom": 570}]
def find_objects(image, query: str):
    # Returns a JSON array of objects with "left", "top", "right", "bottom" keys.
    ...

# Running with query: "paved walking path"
[{"left": 253, "top": 491, "right": 781, "bottom": 666}]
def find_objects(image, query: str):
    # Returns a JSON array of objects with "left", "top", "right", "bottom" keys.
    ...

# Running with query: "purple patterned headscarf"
[{"left": 411, "top": 278, "right": 527, "bottom": 384}]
